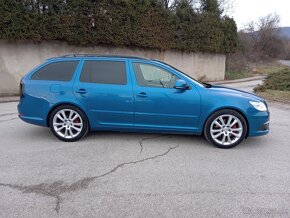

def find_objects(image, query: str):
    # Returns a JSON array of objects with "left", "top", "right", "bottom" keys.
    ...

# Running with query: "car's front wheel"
[
  {"left": 204, "top": 109, "right": 247, "bottom": 149},
  {"left": 49, "top": 105, "right": 89, "bottom": 142}
]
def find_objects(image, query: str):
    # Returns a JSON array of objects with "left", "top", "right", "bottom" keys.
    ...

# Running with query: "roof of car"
[{"left": 50, "top": 54, "right": 149, "bottom": 60}]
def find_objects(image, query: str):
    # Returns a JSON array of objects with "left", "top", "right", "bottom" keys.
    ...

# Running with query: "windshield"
[{"left": 153, "top": 60, "right": 209, "bottom": 87}]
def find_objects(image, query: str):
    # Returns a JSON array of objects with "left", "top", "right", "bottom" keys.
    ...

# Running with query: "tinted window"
[
  {"left": 133, "top": 63, "right": 179, "bottom": 88},
  {"left": 80, "top": 61, "right": 127, "bottom": 85},
  {"left": 31, "top": 61, "right": 78, "bottom": 81}
]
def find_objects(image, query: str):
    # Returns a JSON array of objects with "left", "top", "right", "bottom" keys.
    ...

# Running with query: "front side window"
[
  {"left": 31, "top": 61, "right": 78, "bottom": 81},
  {"left": 80, "top": 61, "right": 127, "bottom": 85},
  {"left": 133, "top": 63, "right": 179, "bottom": 88}
]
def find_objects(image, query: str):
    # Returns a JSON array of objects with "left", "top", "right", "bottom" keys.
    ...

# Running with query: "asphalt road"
[
  {"left": 1, "top": 81, "right": 290, "bottom": 218},
  {"left": 279, "top": 60, "right": 290, "bottom": 67}
]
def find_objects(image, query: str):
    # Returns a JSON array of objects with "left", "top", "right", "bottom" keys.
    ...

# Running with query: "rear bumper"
[
  {"left": 18, "top": 114, "right": 46, "bottom": 126},
  {"left": 18, "top": 101, "right": 47, "bottom": 126}
]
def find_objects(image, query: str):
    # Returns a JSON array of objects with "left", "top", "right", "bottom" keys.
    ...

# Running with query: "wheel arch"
[
  {"left": 46, "top": 102, "right": 91, "bottom": 129},
  {"left": 202, "top": 107, "right": 249, "bottom": 138}
]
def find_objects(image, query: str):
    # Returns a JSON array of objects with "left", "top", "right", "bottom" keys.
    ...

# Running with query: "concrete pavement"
[
  {"left": 212, "top": 75, "right": 266, "bottom": 85},
  {"left": 0, "top": 81, "right": 290, "bottom": 217}
]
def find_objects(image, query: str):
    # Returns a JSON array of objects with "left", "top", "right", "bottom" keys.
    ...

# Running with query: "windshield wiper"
[{"left": 159, "top": 80, "right": 165, "bottom": 87}]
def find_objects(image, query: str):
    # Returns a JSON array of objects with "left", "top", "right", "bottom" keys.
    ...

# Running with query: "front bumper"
[{"left": 247, "top": 110, "right": 270, "bottom": 137}]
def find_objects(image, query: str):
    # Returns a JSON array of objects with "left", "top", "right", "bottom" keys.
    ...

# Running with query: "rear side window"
[
  {"left": 80, "top": 61, "right": 127, "bottom": 85},
  {"left": 31, "top": 61, "right": 78, "bottom": 81}
]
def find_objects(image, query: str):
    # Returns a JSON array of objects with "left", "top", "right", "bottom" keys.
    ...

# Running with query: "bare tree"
[
  {"left": 243, "top": 13, "right": 286, "bottom": 60},
  {"left": 227, "top": 13, "right": 289, "bottom": 74},
  {"left": 218, "top": 0, "right": 235, "bottom": 16}
]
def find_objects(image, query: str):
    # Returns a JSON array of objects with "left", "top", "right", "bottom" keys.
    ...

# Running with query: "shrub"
[
  {"left": 254, "top": 69, "right": 290, "bottom": 92},
  {"left": 0, "top": 0, "right": 237, "bottom": 53}
]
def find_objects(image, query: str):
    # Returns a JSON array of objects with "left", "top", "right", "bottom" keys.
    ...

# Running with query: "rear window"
[
  {"left": 80, "top": 61, "right": 127, "bottom": 85},
  {"left": 31, "top": 61, "right": 79, "bottom": 81}
]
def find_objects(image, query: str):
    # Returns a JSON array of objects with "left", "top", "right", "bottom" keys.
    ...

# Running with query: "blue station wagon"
[{"left": 18, "top": 54, "right": 270, "bottom": 148}]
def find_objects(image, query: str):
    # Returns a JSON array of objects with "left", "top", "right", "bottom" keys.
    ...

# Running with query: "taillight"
[{"left": 20, "top": 80, "right": 25, "bottom": 98}]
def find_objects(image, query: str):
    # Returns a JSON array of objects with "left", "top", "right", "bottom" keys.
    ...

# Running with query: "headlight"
[{"left": 249, "top": 101, "right": 267, "bottom": 111}]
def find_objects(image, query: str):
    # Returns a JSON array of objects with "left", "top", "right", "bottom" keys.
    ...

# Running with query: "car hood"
[{"left": 209, "top": 85, "right": 264, "bottom": 102}]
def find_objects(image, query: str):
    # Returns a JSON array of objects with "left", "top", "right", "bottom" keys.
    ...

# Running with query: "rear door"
[{"left": 73, "top": 59, "right": 134, "bottom": 128}]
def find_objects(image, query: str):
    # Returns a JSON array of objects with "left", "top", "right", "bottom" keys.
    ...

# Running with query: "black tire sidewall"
[
  {"left": 204, "top": 109, "right": 247, "bottom": 149},
  {"left": 49, "top": 105, "right": 89, "bottom": 142}
]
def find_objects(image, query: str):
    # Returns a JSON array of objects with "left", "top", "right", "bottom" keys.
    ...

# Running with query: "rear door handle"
[
  {"left": 137, "top": 92, "right": 148, "bottom": 97},
  {"left": 76, "top": 89, "right": 87, "bottom": 94}
]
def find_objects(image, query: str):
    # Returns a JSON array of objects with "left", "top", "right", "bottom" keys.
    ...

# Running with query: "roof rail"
[{"left": 57, "top": 54, "right": 148, "bottom": 60}]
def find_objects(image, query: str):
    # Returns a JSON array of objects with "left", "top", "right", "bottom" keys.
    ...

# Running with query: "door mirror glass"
[{"left": 174, "top": 80, "right": 188, "bottom": 90}]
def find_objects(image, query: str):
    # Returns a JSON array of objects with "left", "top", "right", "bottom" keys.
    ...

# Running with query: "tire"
[
  {"left": 204, "top": 109, "right": 247, "bottom": 149},
  {"left": 49, "top": 104, "right": 89, "bottom": 142}
]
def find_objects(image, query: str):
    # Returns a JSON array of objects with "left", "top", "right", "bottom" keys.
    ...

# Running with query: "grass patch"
[{"left": 225, "top": 71, "right": 251, "bottom": 80}]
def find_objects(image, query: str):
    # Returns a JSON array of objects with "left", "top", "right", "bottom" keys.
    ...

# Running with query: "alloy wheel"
[
  {"left": 210, "top": 114, "right": 243, "bottom": 146},
  {"left": 52, "top": 109, "right": 83, "bottom": 139}
]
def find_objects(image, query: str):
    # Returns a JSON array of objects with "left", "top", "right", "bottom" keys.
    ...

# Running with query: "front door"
[
  {"left": 73, "top": 59, "right": 134, "bottom": 128},
  {"left": 130, "top": 61, "right": 200, "bottom": 131}
]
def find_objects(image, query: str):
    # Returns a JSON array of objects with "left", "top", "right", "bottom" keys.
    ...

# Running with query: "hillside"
[{"left": 280, "top": 27, "right": 290, "bottom": 39}]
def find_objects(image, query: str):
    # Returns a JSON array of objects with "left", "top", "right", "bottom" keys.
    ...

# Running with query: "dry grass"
[
  {"left": 225, "top": 60, "right": 290, "bottom": 80},
  {"left": 256, "top": 90, "right": 290, "bottom": 103}
]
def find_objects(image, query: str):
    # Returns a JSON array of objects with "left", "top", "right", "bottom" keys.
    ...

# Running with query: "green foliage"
[
  {"left": 254, "top": 69, "right": 290, "bottom": 92},
  {"left": 200, "top": 0, "right": 222, "bottom": 16},
  {"left": 0, "top": 0, "right": 237, "bottom": 53}
]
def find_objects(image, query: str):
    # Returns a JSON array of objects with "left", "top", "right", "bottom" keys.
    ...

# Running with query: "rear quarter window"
[
  {"left": 80, "top": 60, "right": 127, "bottom": 85},
  {"left": 31, "top": 61, "right": 79, "bottom": 81}
]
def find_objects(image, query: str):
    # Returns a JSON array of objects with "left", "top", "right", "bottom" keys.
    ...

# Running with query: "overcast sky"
[{"left": 232, "top": 0, "right": 290, "bottom": 30}]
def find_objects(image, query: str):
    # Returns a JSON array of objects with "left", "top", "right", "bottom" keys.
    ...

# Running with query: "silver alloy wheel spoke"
[
  {"left": 210, "top": 114, "right": 243, "bottom": 146},
  {"left": 230, "top": 119, "right": 238, "bottom": 127},
  {"left": 53, "top": 122, "right": 63, "bottom": 126},
  {"left": 56, "top": 126, "right": 65, "bottom": 132},
  {"left": 71, "top": 114, "right": 78, "bottom": 121},
  {"left": 227, "top": 115, "right": 233, "bottom": 126},
  {"left": 52, "top": 109, "right": 83, "bottom": 139},
  {"left": 211, "top": 129, "right": 221, "bottom": 133},
  {"left": 69, "top": 128, "right": 74, "bottom": 137},
  {"left": 218, "top": 117, "right": 225, "bottom": 126},
  {"left": 213, "top": 132, "right": 223, "bottom": 139},
  {"left": 69, "top": 110, "right": 74, "bottom": 120},
  {"left": 61, "top": 111, "right": 67, "bottom": 120},
  {"left": 57, "top": 114, "right": 64, "bottom": 121},
  {"left": 221, "top": 134, "right": 226, "bottom": 144},
  {"left": 227, "top": 135, "right": 232, "bottom": 144},
  {"left": 64, "top": 128, "right": 68, "bottom": 137},
  {"left": 71, "top": 126, "right": 82, "bottom": 132},
  {"left": 214, "top": 121, "right": 222, "bottom": 127}
]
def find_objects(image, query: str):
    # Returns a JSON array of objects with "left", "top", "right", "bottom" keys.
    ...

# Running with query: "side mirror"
[{"left": 174, "top": 79, "right": 188, "bottom": 90}]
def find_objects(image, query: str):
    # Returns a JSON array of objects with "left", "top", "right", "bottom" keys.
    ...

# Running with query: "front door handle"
[
  {"left": 137, "top": 92, "right": 148, "bottom": 97},
  {"left": 76, "top": 89, "right": 87, "bottom": 94}
]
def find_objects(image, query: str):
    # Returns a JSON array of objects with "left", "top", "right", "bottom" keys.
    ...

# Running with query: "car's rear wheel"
[
  {"left": 49, "top": 105, "right": 89, "bottom": 142},
  {"left": 204, "top": 109, "right": 247, "bottom": 149}
]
